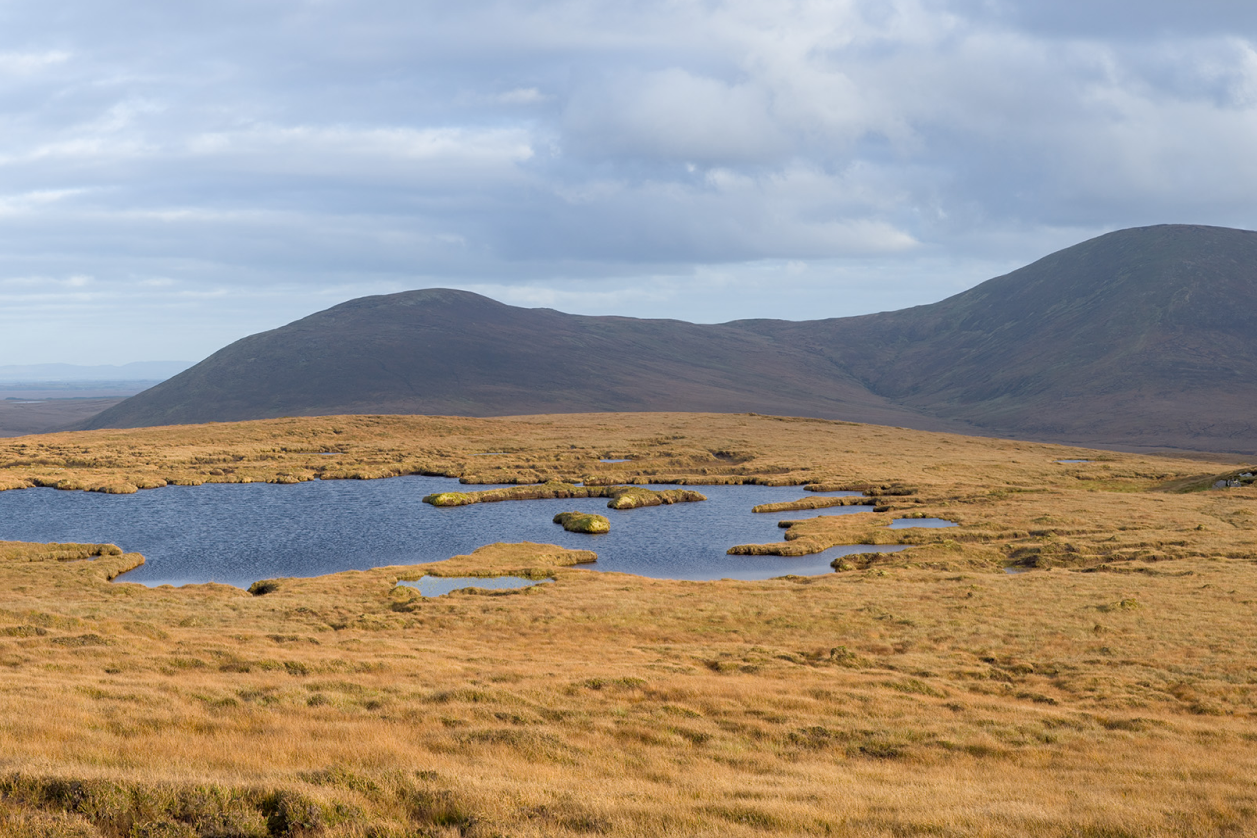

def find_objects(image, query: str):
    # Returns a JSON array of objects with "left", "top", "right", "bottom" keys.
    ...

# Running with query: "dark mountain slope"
[
  {"left": 734, "top": 224, "right": 1257, "bottom": 449},
  {"left": 85, "top": 224, "right": 1257, "bottom": 452},
  {"left": 84, "top": 288, "right": 955, "bottom": 431}
]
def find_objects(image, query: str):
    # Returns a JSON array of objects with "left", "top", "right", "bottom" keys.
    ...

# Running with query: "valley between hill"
[{"left": 0, "top": 413, "right": 1255, "bottom": 835}]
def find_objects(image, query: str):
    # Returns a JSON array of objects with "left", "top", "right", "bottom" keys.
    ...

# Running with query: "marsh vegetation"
[{"left": 0, "top": 413, "right": 1254, "bottom": 835}]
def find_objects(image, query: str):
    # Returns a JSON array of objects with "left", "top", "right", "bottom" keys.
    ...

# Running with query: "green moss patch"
[{"left": 553, "top": 512, "right": 611, "bottom": 534}]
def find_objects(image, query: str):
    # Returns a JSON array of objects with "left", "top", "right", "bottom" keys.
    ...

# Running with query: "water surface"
[
  {"left": 0, "top": 477, "right": 894, "bottom": 587},
  {"left": 889, "top": 518, "right": 958, "bottom": 529}
]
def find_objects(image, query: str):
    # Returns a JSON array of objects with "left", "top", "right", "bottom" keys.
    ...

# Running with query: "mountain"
[
  {"left": 81, "top": 289, "right": 958, "bottom": 433},
  {"left": 734, "top": 224, "right": 1257, "bottom": 451},
  {"left": 83, "top": 225, "right": 1257, "bottom": 453}
]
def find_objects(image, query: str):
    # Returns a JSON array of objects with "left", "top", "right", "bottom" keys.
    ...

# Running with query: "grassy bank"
[{"left": 0, "top": 411, "right": 1245, "bottom": 498}]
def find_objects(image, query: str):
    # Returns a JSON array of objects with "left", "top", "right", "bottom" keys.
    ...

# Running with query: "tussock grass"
[
  {"left": 3, "top": 535, "right": 1257, "bottom": 835},
  {"left": 1, "top": 411, "right": 1232, "bottom": 499},
  {"left": 752, "top": 495, "right": 873, "bottom": 513},
  {"left": 0, "top": 413, "right": 1255, "bottom": 834}
]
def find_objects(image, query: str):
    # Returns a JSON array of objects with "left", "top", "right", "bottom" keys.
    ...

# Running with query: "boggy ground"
[
  {"left": 0, "top": 413, "right": 1255, "bottom": 836},
  {"left": 0, "top": 411, "right": 1247, "bottom": 496}
]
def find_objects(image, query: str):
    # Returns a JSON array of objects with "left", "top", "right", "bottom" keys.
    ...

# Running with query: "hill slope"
[
  {"left": 83, "top": 288, "right": 954, "bottom": 432},
  {"left": 735, "top": 224, "right": 1257, "bottom": 450},
  {"left": 84, "top": 225, "right": 1257, "bottom": 452}
]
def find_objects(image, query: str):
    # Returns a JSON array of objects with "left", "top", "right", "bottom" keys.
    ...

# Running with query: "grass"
[
  {"left": 422, "top": 480, "right": 706, "bottom": 510},
  {"left": 552, "top": 512, "right": 611, "bottom": 534},
  {"left": 0, "top": 412, "right": 1255, "bottom": 835},
  {"left": 751, "top": 496, "right": 873, "bottom": 513}
]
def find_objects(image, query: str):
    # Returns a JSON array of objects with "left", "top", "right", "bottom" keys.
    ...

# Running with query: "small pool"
[
  {"left": 397, "top": 576, "right": 553, "bottom": 597},
  {"left": 889, "top": 518, "right": 958, "bottom": 529},
  {"left": 0, "top": 476, "right": 904, "bottom": 587},
  {"left": 1056, "top": 459, "right": 1091, "bottom": 464},
  {"left": 599, "top": 458, "right": 631, "bottom": 463}
]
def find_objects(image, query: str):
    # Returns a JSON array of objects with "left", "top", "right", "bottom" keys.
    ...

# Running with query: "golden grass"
[
  {"left": 0, "top": 411, "right": 1240, "bottom": 497},
  {"left": 422, "top": 481, "right": 705, "bottom": 510},
  {"left": 0, "top": 412, "right": 1255, "bottom": 835}
]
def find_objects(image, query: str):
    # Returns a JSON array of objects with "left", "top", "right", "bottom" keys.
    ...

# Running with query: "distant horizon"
[{"left": 0, "top": 361, "right": 193, "bottom": 383}]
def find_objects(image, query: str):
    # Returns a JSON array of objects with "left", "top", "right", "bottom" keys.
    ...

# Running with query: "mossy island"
[{"left": 553, "top": 511, "right": 611, "bottom": 534}]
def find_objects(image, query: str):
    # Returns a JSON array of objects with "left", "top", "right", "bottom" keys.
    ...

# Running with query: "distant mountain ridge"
[
  {"left": 81, "top": 289, "right": 951, "bottom": 432},
  {"left": 733, "top": 224, "right": 1257, "bottom": 450},
  {"left": 83, "top": 225, "right": 1257, "bottom": 453}
]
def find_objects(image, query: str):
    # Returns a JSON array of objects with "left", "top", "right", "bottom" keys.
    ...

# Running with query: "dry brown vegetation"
[{"left": 0, "top": 412, "right": 1255, "bottom": 836}]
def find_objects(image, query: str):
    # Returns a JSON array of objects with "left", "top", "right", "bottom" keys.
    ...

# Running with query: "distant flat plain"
[
  {"left": 0, "top": 396, "right": 127, "bottom": 437},
  {"left": 0, "top": 412, "right": 1255, "bottom": 836},
  {"left": 0, "top": 381, "right": 159, "bottom": 437}
]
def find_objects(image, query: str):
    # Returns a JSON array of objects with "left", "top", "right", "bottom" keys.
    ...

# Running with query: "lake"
[{"left": 0, "top": 476, "right": 901, "bottom": 587}]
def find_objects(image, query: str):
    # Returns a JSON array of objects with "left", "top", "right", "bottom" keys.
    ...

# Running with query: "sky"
[{"left": 2, "top": 0, "right": 1256, "bottom": 365}]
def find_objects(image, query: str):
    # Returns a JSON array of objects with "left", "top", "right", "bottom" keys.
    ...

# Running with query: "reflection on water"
[
  {"left": 0, "top": 476, "right": 907, "bottom": 587},
  {"left": 889, "top": 518, "right": 958, "bottom": 529},
  {"left": 397, "top": 576, "right": 552, "bottom": 597}
]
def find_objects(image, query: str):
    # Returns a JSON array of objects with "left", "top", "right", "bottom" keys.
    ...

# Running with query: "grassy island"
[
  {"left": 552, "top": 511, "right": 611, "bottom": 534},
  {"left": 751, "top": 495, "right": 875, "bottom": 513},
  {"left": 0, "top": 412, "right": 1254, "bottom": 835},
  {"left": 423, "top": 481, "right": 705, "bottom": 510}
]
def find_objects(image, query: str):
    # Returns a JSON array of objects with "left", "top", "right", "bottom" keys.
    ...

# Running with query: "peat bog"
[{"left": 1, "top": 412, "right": 1255, "bottom": 836}]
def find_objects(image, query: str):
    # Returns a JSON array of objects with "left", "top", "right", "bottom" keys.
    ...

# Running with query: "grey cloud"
[
  {"left": 970, "top": 0, "right": 1257, "bottom": 39},
  {"left": 563, "top": 69, "right": 788, "bottom": 164}
]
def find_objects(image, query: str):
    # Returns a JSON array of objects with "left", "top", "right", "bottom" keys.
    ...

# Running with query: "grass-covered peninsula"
[{"left": 0, "top": 412, "right": 1254, "bottom": 836}]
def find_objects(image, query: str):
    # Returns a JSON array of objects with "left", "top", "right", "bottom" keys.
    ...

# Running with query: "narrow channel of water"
[
  {"left": 889, "top": 518, "right": 958, "bottom": 529},
  {"left": 398, "top": 576, "right": 553, "bottom": 597},
  {"left": 0, "top": 476, "right": 892, "bottom": 587}
]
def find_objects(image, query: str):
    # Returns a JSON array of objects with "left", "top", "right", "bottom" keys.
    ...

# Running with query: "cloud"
[
  {"left": 495, "top": 87, "right": 550, "bottom": 105},
  {"left": 0, "top": 0, "right": 1254, "bottom": 363},
  {"left": 0, "top": 50, "right": 70, "bottom": 75},
  {"left": 564, "top": 68, "right": 787, "bottom": 164}
]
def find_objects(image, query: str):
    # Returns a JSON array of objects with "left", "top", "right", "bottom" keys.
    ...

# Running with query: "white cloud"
[
  {"left": 565, "top": 68, "right": 786, "bottom": 164},
  {"left": 495, "top": 87, "right": 549, "bottom": 105},
  {"left": 0, "top": 50, "right": 70, "bottom": 75},
  {"left": 185, "top": 124, "right": 534, "bottom": 165},
  {"left": 0, "top": 189, "right": 86, "bottom": 217}
]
